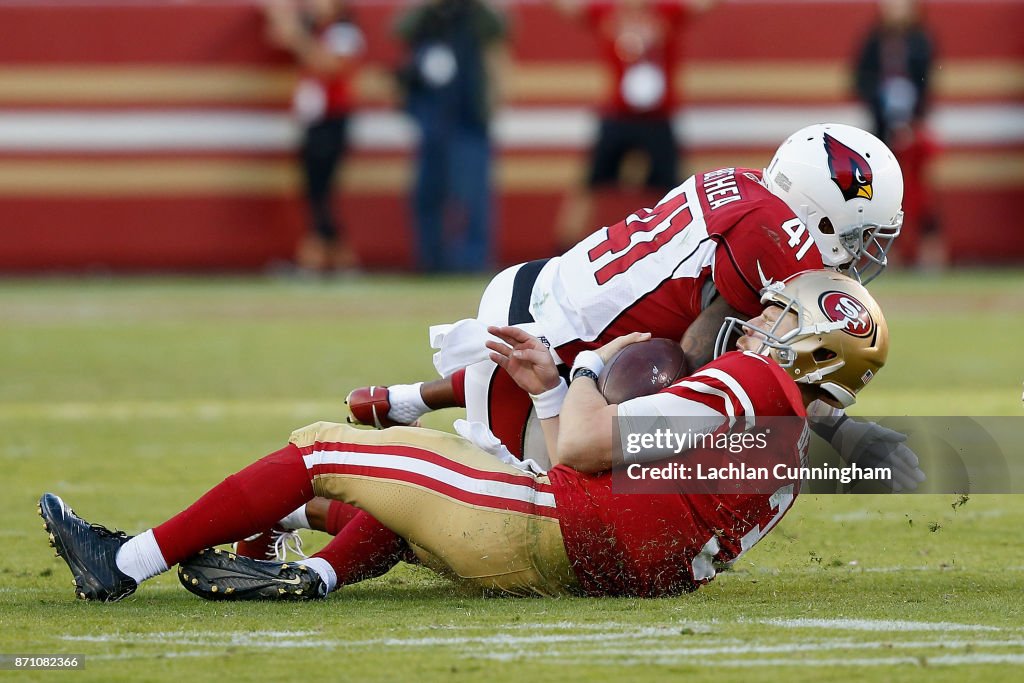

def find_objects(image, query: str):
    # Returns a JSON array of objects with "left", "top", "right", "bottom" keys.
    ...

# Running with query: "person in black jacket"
[
  {"left": 854, "top": 0, "right": 934, "bottom": 145},
  {"left": 395, "top": 0, "right": 509, "bottom": 273},
  {"left": 853, "top": 0, "right": 942, "bottom": 268}
]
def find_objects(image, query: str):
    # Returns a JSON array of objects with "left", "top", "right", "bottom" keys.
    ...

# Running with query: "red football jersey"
[
  {"left": 293, "top": 19, "right": 364, "bottom": 120},
  {"left": 585, "top": 2, "right": 690, "bottom": 117},
  {"left": 537, "top": 167, "right": 824, "bottom": 365},
  {"left": 548, "top": 351, "right": 808, "bottom": 597}
]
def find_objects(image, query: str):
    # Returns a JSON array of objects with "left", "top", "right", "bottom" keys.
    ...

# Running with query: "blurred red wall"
[{"left": 0, "top": 0, "right": 1021, "bottom": 272}]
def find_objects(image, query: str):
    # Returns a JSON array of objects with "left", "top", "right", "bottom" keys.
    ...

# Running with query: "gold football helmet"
[{"left": 714, "top": 270, "right": 889, "bottom": 406}]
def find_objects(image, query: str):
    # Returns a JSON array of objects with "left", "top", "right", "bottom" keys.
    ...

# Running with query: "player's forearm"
[
  {"left": 807, "top": 400, "right": 847, "bottom": 443},
  {"left": 681, "top": 295, "right": 744, "bottom": 371},
  {"left": 539, "top": 415, "right": 561, "bottom": 466},
  {"left": 552, "top": 378, "right": 617, "bottom": 473}
]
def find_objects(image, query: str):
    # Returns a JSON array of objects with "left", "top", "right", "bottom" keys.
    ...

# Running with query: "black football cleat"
[
  {"left": 178, "top": 547, "right": 328, "bottom": 601},
  {"left": 38, "top": 493, "right": 137, "bottom": 602}
]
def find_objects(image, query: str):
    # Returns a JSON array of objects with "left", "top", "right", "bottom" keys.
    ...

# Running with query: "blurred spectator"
[
  {"left": 854, "top": 0, "right": 943, "bottom": 269},
  {"left": 550, "top": 0, "right": 719, "bottom": 251},
  {"left": 266, "top": 0, "right": 364, "bottom": 274},
  {"left": 394, "top": 0, "right": 509, "bottom": 273}
]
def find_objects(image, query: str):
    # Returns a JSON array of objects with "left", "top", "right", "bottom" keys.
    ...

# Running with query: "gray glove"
[{"left": 830, "top": 418, "right": 926, "bottom": 492}]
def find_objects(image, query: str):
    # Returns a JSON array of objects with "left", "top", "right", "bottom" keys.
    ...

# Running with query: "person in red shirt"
[
  {"left": 266, "top": 0, "right": 365, "bottom": 273},
  {"left": 550, "top": 0, "right": 720, "bottom": 250},
  {"left": 39, "top": 270, "right": 888, "bottom": 602}
]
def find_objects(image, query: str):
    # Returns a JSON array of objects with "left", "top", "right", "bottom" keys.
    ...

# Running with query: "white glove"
[
  {"left": 453, "top": 419, "right": 548, "bottom": 476},
  {"left": 830, "top": 418, "right": 926, "bottom": 492}
]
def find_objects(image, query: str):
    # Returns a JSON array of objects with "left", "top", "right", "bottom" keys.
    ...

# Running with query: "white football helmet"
[{"left": 764, "top": 123, "right": 904, "bottom": 283}]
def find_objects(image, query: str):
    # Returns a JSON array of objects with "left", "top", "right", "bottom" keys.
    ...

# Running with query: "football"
[{"left": 597, "top": 338, "right": 688, "bottom": 403}]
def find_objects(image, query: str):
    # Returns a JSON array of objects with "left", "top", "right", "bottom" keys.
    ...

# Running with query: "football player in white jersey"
[{"left": 349, "top": 123, "right": 907, "bottom": 461}]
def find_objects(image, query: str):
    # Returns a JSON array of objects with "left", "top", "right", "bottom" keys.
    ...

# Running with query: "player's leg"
[
  {"left": 462, "top": 359, "right": 537, "bottom": 460},
  {"left": 345, "top": 378, "right": 458, "bottom": 429},
  {"left": 232, "top": 496, "right": 360, "bottom": 560},
  {"left": 454, "top": 260, "right": 537, "bottom": 456},
  {"left": 182, "top": 422, "right": 578, "bottom": 599},
  {"left": 346, "top": 259, "right": 524, "bottom": 429},
  {"left": 253, "top": 357, "right": 498, "bottom": 577},
  {"left": 304, "top": 423, "right": 576, "bottom": 595},
  {"left": 40, "top": 442, "right": 319, "bottom": 601},
  {"left": 245, "top": 265, "right": 534, "bottom": 569},
  {"left": 207, "top": 412, "right": 552, "bottom": 595}
]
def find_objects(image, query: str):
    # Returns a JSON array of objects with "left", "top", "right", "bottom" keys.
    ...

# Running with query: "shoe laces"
[
  {"left": 88, "top": 523, "right": 129, "bottom": 541},
  {"left": 271, "top": 529, "right": 306, "bottom": 562}
]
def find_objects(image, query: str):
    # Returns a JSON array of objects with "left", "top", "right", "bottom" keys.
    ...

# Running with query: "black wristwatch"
[{"left": 571, "top": 367, "right": 600, "bottom": 383}]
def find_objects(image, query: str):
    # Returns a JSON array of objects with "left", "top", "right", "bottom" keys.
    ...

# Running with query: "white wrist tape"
[
  {"left": 530, "top": 378, "right": 568, "bottom": 420},
  {"left": 571, "top": 350, "right": 605, "bottom": 378}
]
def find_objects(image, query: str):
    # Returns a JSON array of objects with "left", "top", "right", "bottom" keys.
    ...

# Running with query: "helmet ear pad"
[{"left": 765, "top": 123, "right": 904, "bottom": 282}]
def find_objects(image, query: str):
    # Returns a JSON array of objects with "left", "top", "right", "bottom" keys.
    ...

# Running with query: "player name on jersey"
[{"left": 701, "top": 167, "right": 744, "bottom": 211}]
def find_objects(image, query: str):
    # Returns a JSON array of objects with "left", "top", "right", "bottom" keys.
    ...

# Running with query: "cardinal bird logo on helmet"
[{"left": 824, "top": 132, "right": 873, "bottom": 202}]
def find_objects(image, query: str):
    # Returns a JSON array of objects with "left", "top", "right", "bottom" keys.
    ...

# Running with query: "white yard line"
[
  {"left": 831, "top": 509, "right": 1006, "bottom": 522},
  {"left": 63, "top": 627, "right": 691, "bottom": 649},
  {"left": 475, "top": 638, "right": 1024, "bottom": 660},
  {"left": 75, "top": 651, "right": 1024, "bottom": 667},
  {"left": 58, "top": 624, "right": 1024, "bottom": 669},
  {"left": 756, "top": 618, "right": 1002, "bottom": 632},
  {"left": 566, "top": 654, "right": 1024, "bottom": 668},
  {"left": 62, "top": 628, "right": 1018, "bottom": 651}
]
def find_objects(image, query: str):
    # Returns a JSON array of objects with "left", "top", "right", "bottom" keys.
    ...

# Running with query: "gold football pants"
[{"left": 288, "top": 422, "right": 578, "bottom": 597}]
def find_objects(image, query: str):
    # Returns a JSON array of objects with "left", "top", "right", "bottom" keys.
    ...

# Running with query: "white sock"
[
  {"left": 115, "top": 529, "right": 169, "bottom": 584},
  {"left": 387, "top": 382, "right": 430, "bottom": 424},
  {"left": 298, "top": 556, "right": 338, "bottom": 592},
  {"left": 279, "top": 504, "right": 310, "bottom": 530}
]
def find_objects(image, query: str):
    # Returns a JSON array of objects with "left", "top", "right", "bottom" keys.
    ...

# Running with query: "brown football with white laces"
[{"left": 597, "top": 338, "right": 688, "bottom": 404}]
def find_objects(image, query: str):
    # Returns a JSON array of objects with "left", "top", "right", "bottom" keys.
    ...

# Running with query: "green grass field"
[{"left": 2, "top": 271, "right": 1023, "bottom": 681}]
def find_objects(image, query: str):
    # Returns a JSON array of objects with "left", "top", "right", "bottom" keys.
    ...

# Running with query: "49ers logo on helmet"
[
  {"left": 824, "top": 132, "right": 873, "bottom": 202},
  {"left": 819, "top": 291, "right": 875, "bottom": 338}
]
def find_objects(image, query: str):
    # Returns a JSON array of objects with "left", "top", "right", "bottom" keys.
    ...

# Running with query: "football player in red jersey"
[
  {"left": 40, "top": 270, "right": 888, "bottom": 601},
  {"left": 232, "top": 123, "right": 918, "bottom": 567}
]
